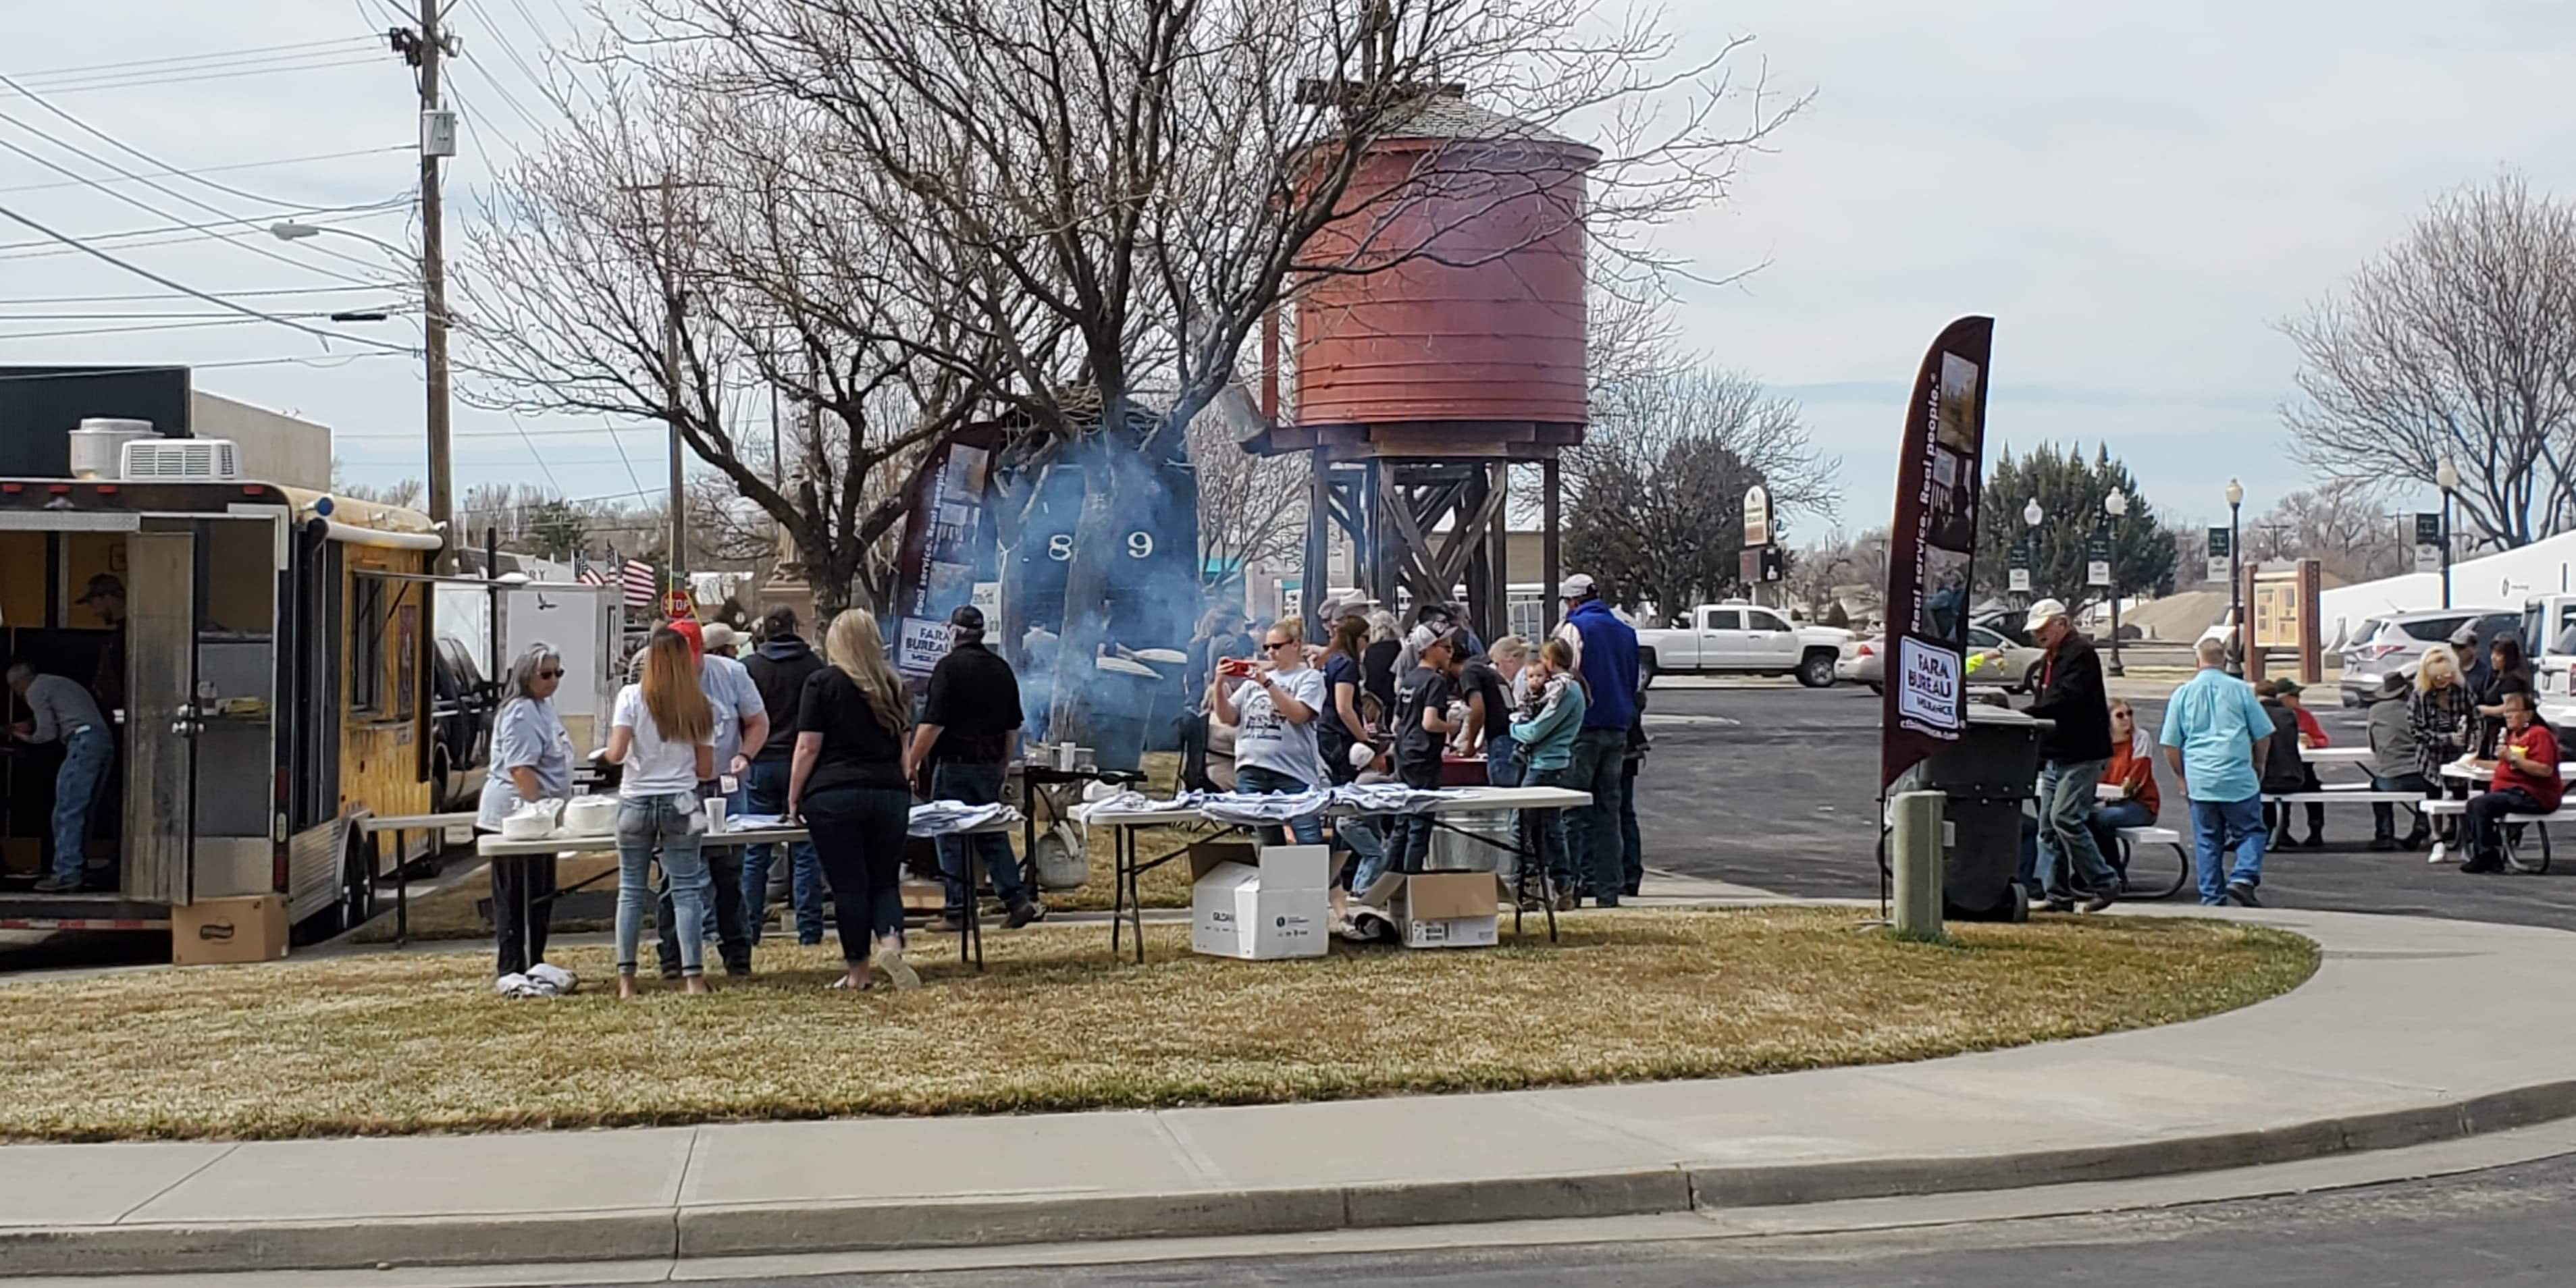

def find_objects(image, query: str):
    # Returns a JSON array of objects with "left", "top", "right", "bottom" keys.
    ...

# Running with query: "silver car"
[
  {"left": 1840, "top": 624, "right": 2046, "bottom": 693},
  {"left": 2337, "top": 608, "right": 2519, "bottom": 707}
]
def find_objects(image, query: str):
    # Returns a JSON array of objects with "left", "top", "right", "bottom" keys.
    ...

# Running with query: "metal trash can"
[
  {"left": 1890, "top": 705, "right": 2043, "bottom": 922},
  {"left": 1425, "top": 809, "right": 1515, "bottom": 874}
]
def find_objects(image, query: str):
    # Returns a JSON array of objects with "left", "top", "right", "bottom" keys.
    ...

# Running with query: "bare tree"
[
  {"left": 453, "top": 82, "right": 991, "bottom": 616},
  {"left": 1192, "top": 382, "right": 1309, "bottom": 589},
  {"left": 2282, "top": 173, "right": 2576, "bottom": 549},
  {"left": 1564, "top": 367, "right": 1836, "bottom": 616},
  {"left": 2243, "top": 479, "right": 2411, "bottom": 583},
  {"left": 330, "top": 462, "right": 423, "bottom": 510},
  {"left": 608, "top": 0, "right": 1798, "bottom": 739},
  {"left": 1785, "top": 528, "right": 1889, "bottom": 620}
]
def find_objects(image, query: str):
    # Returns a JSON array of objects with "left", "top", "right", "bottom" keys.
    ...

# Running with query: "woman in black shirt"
[
  {"left": 788, "top": 610, "right": 920, "bottom": 990},
  {"left": 1361, "top": 609, "right": 1401, "bottom": 714}
]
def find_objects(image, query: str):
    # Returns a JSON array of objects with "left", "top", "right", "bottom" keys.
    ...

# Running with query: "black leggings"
[
  {"left": 802, "top": 784, "right": 912, "bottom": 961},
  {"left": 489, "top": 851, "right": 555, "bottom": 977}
]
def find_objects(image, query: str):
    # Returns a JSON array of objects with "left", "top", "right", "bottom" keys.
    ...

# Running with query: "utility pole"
[
  {"left": 660, "top": 176, "right": 685, "bottom": 599},
  {"left": 388, "top": 12, "right": 456, "bottom": 570}
]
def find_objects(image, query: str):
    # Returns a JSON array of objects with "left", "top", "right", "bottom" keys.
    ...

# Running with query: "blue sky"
[{"left": 3, "top": 1, "right": 2572, "bottom": 541}]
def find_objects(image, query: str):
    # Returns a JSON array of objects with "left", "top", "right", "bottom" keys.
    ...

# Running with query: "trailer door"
[{"left": 122, "top": 529, "right": 194, "bottom": 905}]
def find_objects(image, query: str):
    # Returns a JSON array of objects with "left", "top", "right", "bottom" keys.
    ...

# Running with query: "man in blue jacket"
[{"left": 1554, "top": 574, "right": 1639, "bottom": 907}]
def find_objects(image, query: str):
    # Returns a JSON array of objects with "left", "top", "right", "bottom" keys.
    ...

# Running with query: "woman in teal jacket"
[{"left": 1510, "top": 638, "right": 1589, "bottom": 905}]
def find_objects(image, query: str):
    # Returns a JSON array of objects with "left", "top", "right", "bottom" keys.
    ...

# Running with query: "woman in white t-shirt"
[
  {"left": 1211, "top": 617, "right": 1328, "bottom": 846},
  {"left": 604, "top": 627, "right": 716, "bottom": 997}
]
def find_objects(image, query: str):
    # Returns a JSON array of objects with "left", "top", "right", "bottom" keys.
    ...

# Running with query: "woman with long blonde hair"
[
  {"left": 789, "top": 610, "right": 922, "bottom": 990},
  {"left": 2411, "top": 642, "right": 2478, "bottom": 861},
  {"left": 604, "top": 627, "right": 716, "bottom": 996}
]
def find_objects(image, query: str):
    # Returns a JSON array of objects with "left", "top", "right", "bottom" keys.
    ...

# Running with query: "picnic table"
[{"left": 1082, "top": 784, "right": 1594, "bottom": 964}]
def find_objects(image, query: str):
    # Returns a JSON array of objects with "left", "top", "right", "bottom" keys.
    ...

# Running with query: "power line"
[
  {"left": 0, "top": 68, "right": 404, "bottom": 214},
  {"left": 0, "top": 203, "right": 406, "bottom": 257},
  {"left": 506, "top": 410, "right": 565, "bottom": 492},
  {"left": 0, "top": 284, "right": 399, "bottom": 305},
  {"left": 2, "top": 37, "right": 375, "bottom": 85},
  {"left": 0, "top": 57, "right": 385, "bottom": 101},
  {"left": 0, "top": 144, "right": 409, "bottom": 196},
  {"left": 0, "top": 352, "right": 406, "bottom": 382},
  {"left": 0, "top": 195, "right": 417, "bottom": 353},
  {"left": 0, "top": 126, "right": 391, "bottom": 286},
  {"left": 0, "top": 304, "right": 415, "bottom": 322}
]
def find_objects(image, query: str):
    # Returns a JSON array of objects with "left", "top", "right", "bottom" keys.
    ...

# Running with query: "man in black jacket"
[
  {"left": 742, "top": 608, "right": 828, "bottom": 944},
  {"left": 2021, "top": 599, "right": 2119, "bottom": 913},
  {"left": 904, "top": 606, "right": 1046, "bottom": 929}
]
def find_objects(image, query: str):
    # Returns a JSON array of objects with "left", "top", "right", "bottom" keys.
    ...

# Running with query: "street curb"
[{"left": 14, "top": 1085, "right": 2576, "bottom": 1277}]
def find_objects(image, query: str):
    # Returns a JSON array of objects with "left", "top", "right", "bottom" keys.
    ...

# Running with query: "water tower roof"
[{"left": 1380, "top": 90, "right": 1586, "bottom": 151}]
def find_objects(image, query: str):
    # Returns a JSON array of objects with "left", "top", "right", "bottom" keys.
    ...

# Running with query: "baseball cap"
[
  {"left": 666, "top": 618, "right": 705, "bottom": 661},
  {"left": 949, "top": 603, "right": 986, "bottom": 631},
  {"left": 77, "top": 573, "right": 123, "bottom": 603},
  {"left": 2271, "top": 677, "right": 2304, "bottom": 696},
  {"left": 2022, "top": 597, "right": 2068, "bottom": 635},
  {"left": 1558, "top": 573, "right": 1596, "bottom": 599},
  {"left": 700, "top": 622, "right": 738, "bottom": 652}
]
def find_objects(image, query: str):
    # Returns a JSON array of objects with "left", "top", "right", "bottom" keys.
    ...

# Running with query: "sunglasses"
[
  {"left": 537, "top": 669, "right": 564, "bottom": 680},
  {"left": 1265, "top": 640, "right": 1296, "bottom": 650}
]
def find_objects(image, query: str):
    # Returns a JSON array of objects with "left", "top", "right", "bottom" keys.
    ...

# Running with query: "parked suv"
[{"left": 2338, "top": 608, "right": 2518, "bottom": 707}]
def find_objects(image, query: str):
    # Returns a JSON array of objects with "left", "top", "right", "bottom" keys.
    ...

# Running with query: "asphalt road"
[
  {"left": 655, "top": 1150, "right": 2576, "bottom": 1287},
  {"left": 1631, "top": 680, "right": 2576, "bottom": 932}
]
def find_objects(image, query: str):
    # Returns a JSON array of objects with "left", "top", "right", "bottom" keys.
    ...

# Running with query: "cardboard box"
[
  {"left": 1, "top": 838, "right": 38, "bottom": 877},
  {"left": 1357, "top": 870, "right": 1502, "bottom": 950},
  {"left": 172, "top": 896, "right": 289, "bottom": 967},
  {"left": 1190, "top": 842, "right": 1330, "bottom": 961}
]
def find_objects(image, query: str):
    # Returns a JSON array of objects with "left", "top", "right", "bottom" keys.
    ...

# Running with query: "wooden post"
[{"left": 1542, "top": 455, "right": 1562, "bottom": 633}]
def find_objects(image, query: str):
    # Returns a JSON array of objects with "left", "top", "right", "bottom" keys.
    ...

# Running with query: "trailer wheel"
[{"left": 338, "top": 828, "right": 377, "bottom": 934}]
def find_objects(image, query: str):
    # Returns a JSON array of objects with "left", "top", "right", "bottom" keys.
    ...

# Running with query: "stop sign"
[{"left": 663, "top": 587, "right": 693, "bottom": 620}]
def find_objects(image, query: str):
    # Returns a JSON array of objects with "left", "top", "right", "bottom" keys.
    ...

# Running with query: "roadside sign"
[
  {"left": 2208, "top": 556, "right": 2230, "bottom": 585},
  {"left": 2414, "top": 512, "right": 2443, "bottom": 546},
  {"left": 662, "top": 587, "right": 693, "bottom": 620},
  {"left": 2205, "top": 525, "right": 2232, "bottom": 585},
  {"left": 2086, "top": 535, "right": 2111, "bottom": 588},
  {"left": 2009, "top": 568, "right": 2031, "bottom": 593},
  {"left": 1743, "top": 485, "right": 1771, "bottom": 548},
  {"left": 2414, "top": 544, "right": 2442, "bottom": 575}
]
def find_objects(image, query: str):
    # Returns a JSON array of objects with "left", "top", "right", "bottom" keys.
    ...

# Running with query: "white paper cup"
[{"left": 703, "top": 797, "right": 727, "bottom": 835}]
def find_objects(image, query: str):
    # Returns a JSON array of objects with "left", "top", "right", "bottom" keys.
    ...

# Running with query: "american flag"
[
  {"left": 576, "top": 562, "right": 611, "bottom": 587},
  {"left": 619, "top": 559, "right": 658, "bottom": 608}
]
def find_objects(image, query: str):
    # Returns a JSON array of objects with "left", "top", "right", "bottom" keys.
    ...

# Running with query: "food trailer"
[{"left": 1, "top": 468, "right": 446, "bottom": 949}]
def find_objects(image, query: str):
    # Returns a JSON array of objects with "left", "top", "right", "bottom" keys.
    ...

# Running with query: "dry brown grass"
[{"left": 0, "top": 909, "right": 2314, "bottom": 1143}]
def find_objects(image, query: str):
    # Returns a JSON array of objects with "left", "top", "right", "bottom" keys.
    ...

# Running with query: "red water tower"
[{"left": 1248, "top": 88, "right": 1598, "bottom": 641}]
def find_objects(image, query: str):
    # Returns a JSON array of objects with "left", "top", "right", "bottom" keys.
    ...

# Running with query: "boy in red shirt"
[{"left": 2462, "top": 690, "right": 2560, "bottom": 874}]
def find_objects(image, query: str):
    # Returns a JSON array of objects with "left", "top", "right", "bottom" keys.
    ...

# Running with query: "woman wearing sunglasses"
[
  {"left": 475, "top": 641, "right": 577, "bottom": 980},
  {"left": 1211, "top": 617, "right": 1330, "bottom": 847}
]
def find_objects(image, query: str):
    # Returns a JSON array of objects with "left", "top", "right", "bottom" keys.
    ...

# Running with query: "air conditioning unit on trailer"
[{"left": 120, "top": 437, "right": 242, "bottom": 482}]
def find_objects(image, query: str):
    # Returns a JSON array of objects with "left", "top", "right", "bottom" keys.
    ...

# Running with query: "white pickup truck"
[{"left": 1633, "top": 601, "right": 1854, "bottom": 689}]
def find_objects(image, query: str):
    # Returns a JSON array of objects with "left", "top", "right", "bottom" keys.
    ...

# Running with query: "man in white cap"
[
  {"left": 1555, "top": 573, "right": 1639, "bottom": 907},
  {"left": 2020, "top": 597, "right": 2118, "bottom": 913}
]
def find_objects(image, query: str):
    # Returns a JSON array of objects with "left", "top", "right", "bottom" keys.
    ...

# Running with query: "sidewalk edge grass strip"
[{"left": 0, "top": 909, "right": 2317, "bottom": 1143}]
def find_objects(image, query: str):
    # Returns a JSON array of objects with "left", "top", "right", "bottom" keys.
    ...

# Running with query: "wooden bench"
[
  {"left": 2420, "top": 799, "right": 2562, "bottom": 874},
  {"left": 2111, "top": 826, "right": 2191, "bottom": 899}
]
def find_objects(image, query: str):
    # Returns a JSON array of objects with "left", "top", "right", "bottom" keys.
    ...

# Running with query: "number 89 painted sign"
[{"left": 1045, "top": 531, "right": 1156, "bottom": 560}]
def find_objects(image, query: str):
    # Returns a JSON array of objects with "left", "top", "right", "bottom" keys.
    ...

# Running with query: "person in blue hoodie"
[{"left": 1552, "top": 574, "right": 1639, "bottom": 907}]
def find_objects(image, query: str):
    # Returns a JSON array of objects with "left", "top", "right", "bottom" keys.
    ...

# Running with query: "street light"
[
  {"left": 272, "top": 219, "right": 452, "bottom": 571},
  {"left": 2436, "top": 460, "right": 2460, "bottom": 610},
  {"left": 2225, "top": 477, "right": 2246, "bottom": 676},
  {"left": 2103, "top": 488, "right": 2128, "bottom": 677},
  {"left": 2018, "top": 498, "right": 2043, "bottom": 612}
]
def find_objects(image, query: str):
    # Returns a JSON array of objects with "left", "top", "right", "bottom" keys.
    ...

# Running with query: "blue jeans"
[
  {"left": 1341, "top": 814, "right": 1390, "bottom": 892},
  {"left": 741, "top": 757, "right": 824, "bottom": 943},
  {"left": 617, "top": 794, "right": 707, "bottom": 975},
  {"left": 1486, "top": 736, "right": 1522, "bottom": 788},
  {"left": 1567, "top": 728, "right": 1627, "bottom": 902},
  {"left": 50, "top": 726, "right": 112, "bottom": 882},
  {"left": 1619, "top": 755, "right": 1643, "bottom": 895},
  {"left": 1526, "top": 763, "right": 1577, "bottom": 894},
  {"left": 1236, "top": 764, "right": 1325, "bottom": 847},
  {"left": 802, "top": 784, "right": 912, "bottom": 957},
  {"left": 2189, "top": 796, "right": 2267, "bottom": 905},
  {"left": 2037, "top": 759, "right": 2118, "bottom": 900},
  {"left": 931, "top": 761, "right": 1030, "bottom": 915},
  {"left": 2086, "top": 799, "right": 2157, "bottom": 871}
]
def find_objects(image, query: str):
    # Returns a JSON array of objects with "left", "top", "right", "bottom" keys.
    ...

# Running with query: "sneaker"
[
  {"left": 874, "top": 943, "right": 922, "bottom": 990},
  {"left": 29, "top": 876, "right": 78, "bottom": 894},
  {"left": 2367, "top": 837, "right": 2398, "bottom": 853},
  {"left": 2079, "top": 894, "right": 2117, "bottom": 914},
  {"left": 1552, "top": 892, "right": 1578, "bottom": 913},
  {"left": 1592, "top": 896, "right": 1622, "bottom": 909},
  {"left": 1003, "top": 901, "right": 1047, "bottom": 930},
  {"left": 2271, "top": 834, "right": 2303, "bottom": 851},
  {"left": 938, "top": 912, "right": 968, "bottom": 933},
  {"left": 2041, "top": 897, "right": 2076, "bottom": 913},
  {"left": 2225, "top": 880, "right": 2263, "bottom": 907},
  {"left": 2426, "top": 841, "right": 2449, "bottom": 865},
  {"left": 2459, "top": 859, "right": 2506, "bottom": 875},
  {"left": 2304, "top": 834, "right": 2326, "bottom": 849}
]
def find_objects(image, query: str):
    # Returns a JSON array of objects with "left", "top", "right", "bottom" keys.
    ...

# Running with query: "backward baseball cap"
[{"left": 79, "top": 573, "right": 124, "bottom": 603}]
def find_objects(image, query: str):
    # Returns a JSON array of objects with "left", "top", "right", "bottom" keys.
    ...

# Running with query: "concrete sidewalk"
[{"left": 5, "top": 907, "right": 2573, "bottom": 1278}]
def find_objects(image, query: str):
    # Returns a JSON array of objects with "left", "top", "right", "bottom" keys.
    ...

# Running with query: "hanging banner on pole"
[
  {"left": 1881, "top": 317, "right": 1994, "bottom": 789},
  {"left": 2205, "top": 525, "right": 2232, "bottom": 585}
]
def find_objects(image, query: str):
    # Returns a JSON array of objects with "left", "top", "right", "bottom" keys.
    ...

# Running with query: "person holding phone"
[{"left": 1213, "top": 618, "right": 1329, "bottom": 847}]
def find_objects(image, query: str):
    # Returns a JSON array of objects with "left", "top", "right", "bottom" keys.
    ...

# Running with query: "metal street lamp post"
[
  {"left": 2436, "top": 460, "right": 2460, "bottom": 610},
  {"left": 2022, "top": 498, "right": 2043, "bottom": 610},
  {"left": 2103, "top": 488, "right": 2128, "bottom": 676},
  {"left": 2226, "top": 477, "right": 2245, "bottom": 676}
]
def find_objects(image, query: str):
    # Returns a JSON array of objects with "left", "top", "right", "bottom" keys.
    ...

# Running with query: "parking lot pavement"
[{"left": 1635, "top": 682, "right": 2576, "bottom": 932}]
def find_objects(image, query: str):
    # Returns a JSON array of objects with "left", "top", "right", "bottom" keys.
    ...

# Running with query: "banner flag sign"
[
  {"left": 2205, "top": 525, "right": 2232, "bottom": 585},
  {"left": 2009, "top": 567, "right": 2031, "bottom": 593},
  {"left": 2087, "top": 535, "right": 2112, "bottom": 587},
  {"left": 1881, "top": 316, "right": 1994, "bottom": 788}
]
